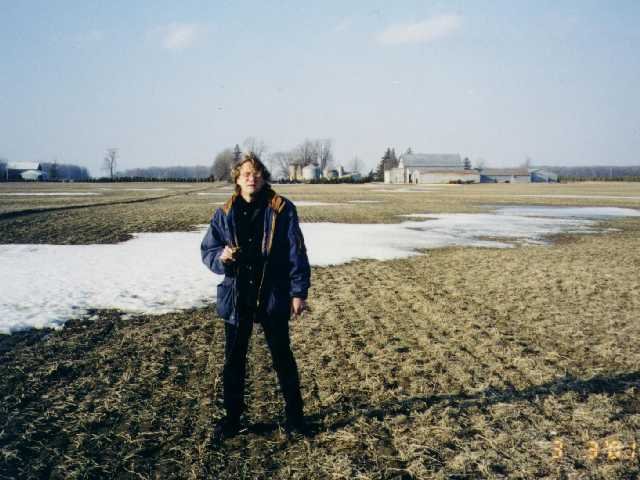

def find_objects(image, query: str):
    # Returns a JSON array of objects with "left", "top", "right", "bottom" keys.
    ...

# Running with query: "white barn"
[
  {"left": 385, "top": 153, "right": 478, "bottom": 184},
  {"left": 7, "top": 162, "right": 46, "bottom": 181}
]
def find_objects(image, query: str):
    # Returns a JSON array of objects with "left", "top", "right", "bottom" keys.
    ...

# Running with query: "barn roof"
[
  {"left": 8, "top": 162, "right": 41, "bottom": 171},
  {"left": 421, "top": 170, "right": 478, "bottom": 175},
  {"left": 481, "top": 168, "right": 530, "bottom": 176},
  {"left": 400, "top": 153, "right": 463, "bottom": 168}
]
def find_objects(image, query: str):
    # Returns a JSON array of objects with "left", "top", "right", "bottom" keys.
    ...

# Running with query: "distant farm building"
[
  {"left": 288, "top": 164, "right": 303, "bottom": 181},
  {"left": 480, "top": 168, "right": 530, "bottom": 183},
  {"left": 323, "top": 167, "right": 338, "bottom": 179},
  {"left": 288, "top": 163, "right": 360, "bottom": 182},
  {"left": 385, "top": 153, "right": 479, "bottom": 184},
  {"left": 530, "top": 169, "right": 559, "bottom": 183},
  {"left": 7, "top": 162, "right": 46, "bottom": 181},
  {"left": 302, "top": 164, "right": 321, "bottom": 181}
]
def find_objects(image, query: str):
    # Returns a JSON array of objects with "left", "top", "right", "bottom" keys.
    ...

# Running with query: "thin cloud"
[
  {"left": 160, "top": 23, "right": 202, "bottom": 51},
  {"left": 377, "top": 14, "right": 462, "bottom": 45}
]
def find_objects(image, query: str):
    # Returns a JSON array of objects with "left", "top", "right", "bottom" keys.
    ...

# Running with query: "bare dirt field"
[{"left": 1, "top": 181, "right": 639, "bottom": 479}]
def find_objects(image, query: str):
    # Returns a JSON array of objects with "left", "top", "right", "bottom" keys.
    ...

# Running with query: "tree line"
[
  {"left": 41, "top": 162, "right": 91, "bottom": 181},
  {"left": 543, "top": 165, "right": 640, "bottom": 182},
  {"left": 211, "top": 138, "right": 335, "bottom": 181}
]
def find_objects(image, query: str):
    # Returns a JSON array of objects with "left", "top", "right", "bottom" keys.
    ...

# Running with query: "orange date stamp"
[{"left": 551, "top": 438, "right": 637, "bottom": 461}]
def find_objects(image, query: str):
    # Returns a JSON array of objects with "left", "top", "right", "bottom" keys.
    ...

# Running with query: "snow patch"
[
  {"left": 1, "top": 206, "right": 638, "bottom": 333},
  {"left": 492, "top": 205, "right": 640, "bottom": 218},
  {"left": 516, "top": 194, "right": 640, "bottom": 201}
]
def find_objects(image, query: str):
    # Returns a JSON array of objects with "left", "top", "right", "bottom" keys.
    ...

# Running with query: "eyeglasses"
[{"left": 240, "top": 171, "right": 262, "bottom": 179}]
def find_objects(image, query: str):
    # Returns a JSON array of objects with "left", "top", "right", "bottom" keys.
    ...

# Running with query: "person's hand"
[
  {"left": 220, "top": 246, "right": 238, "bottom": 263},
  {"left": 291, "top": 297, "right": 307, "bottom": 318}
]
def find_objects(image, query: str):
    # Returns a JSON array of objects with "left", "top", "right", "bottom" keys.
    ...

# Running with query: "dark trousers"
[{"left": 223, "top": 312, "right": 304, "bottom": 420}]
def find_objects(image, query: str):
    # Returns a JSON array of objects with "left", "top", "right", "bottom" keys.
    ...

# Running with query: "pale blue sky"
[{"left": 1, "top": 1, "right": 639, "bottom": 176}]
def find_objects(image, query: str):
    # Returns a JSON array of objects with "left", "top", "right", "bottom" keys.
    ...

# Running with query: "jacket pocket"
[{"left": 216, "top": 277, "right": 234, "bottom": 319}]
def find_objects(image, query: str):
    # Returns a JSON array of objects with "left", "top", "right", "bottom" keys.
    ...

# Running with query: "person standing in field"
[{"left": 200, "top": 152, "right": 311, "bottom": 443}]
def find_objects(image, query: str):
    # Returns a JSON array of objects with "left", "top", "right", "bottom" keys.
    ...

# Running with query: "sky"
[{"left": 1, "top": 0, "right": 639, "bottom": 176}]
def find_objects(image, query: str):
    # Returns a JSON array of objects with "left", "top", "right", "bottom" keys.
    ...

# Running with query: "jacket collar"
[{"left": 222, "top": 187, "right": 285, "bottom": 215}]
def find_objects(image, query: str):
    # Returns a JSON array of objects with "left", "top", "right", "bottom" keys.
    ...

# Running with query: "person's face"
[{"left": 236, "top": 162, "right": 265, "bottom": 197}]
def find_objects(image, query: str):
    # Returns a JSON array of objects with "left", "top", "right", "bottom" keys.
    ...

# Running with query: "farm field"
[{"left": 1, "top": 181, "right": 640, "bottom": 479}]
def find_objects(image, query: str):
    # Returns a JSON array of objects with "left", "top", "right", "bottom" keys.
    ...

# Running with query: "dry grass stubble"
[{"left": 2, "top": 219, "right": 639, "bottom": 478}]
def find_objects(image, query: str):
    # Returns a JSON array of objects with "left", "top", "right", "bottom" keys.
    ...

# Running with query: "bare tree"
[
  {"left": 242, "top": 137, "right": 268, "bottom": 158},
  {"left": 233, "top": 144, "right": 242, "bottom": 163},
  {"left": 350, "top": 156, "right": 362, "bottom": 173},
  {"left": 212, "top": 148, "right": 235, "bottom": 181},
  {"left": 521, "top": 156, "right": 532, "bottom": 169},
  {"left": 0, "top": 157, "right": 7, "bottom": 182},
  {"left": 49, "top": 158, "right": 59, "bottom": 181},
  {"left": 269, "top": 151, "right": 296, "bottom": 179},
  {"left": 103, "top": 148, "right": 118, "bottom": 179},
  {"left": 316, "top": 139, "right": 333, "bottom": 170},
  {"left": 292, "top": 139, "right": 318, "bottom": 167},
  {"left": 475, "top": 158, "right": 486, "bottom": 170}
]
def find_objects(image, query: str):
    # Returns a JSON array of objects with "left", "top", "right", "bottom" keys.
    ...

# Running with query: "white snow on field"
[
  {"left": 0, "top": 232, "right": 221, "bottom": 333},
  {"left": 1, "top": 206, "right": 638, "bottom": 333},
  {"left": 515, "top": 194, "right": 640, "bottom": 201},
  {"left": 0, "top": 192, "right": 101, "bottom": 196},
  {"left": 492, "top": 205, "right": 640, "bottom": 218}
]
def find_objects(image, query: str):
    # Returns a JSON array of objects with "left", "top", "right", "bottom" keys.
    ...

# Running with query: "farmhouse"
[
  {"left": 385, "top": 153, "right": 479, "bottom": 184},
  {"left": 7, "top": 162, "right": 46, "bottom": 181},
  {"left": 479, "top": 168, "right": 530, "bottom": 183}
]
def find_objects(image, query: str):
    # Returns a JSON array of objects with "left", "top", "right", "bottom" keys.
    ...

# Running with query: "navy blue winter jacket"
[{"left": 200, "top": 188, "right": 311, "bottom": 325}]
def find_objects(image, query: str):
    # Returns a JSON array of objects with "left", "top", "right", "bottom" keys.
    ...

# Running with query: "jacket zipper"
[
  {"left": 255, "top": 212, "right": 277, "bottom": 311},
  {"left": 231, "top": 213, "right": 240, "bottom": 324}
]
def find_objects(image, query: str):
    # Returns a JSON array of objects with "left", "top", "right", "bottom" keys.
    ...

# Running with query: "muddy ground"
[{"left": 1, "top": 182, "right": 640, "bottom": 479}]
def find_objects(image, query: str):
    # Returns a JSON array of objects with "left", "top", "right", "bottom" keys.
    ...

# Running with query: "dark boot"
[
  {"left": 284, "top": 412, "right": 308, "bottom": 436},
  {"left": 212, "top": 415, "right": 241, "bottom": 444}
]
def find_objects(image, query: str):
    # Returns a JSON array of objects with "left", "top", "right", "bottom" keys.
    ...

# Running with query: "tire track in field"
[{"left": 0, "top": 186, "right": 212, "bottom": 221}]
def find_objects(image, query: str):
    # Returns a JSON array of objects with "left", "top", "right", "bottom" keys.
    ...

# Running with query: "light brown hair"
[{"left": 231, "top": 152, "right": 272, "bottom": 194}]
